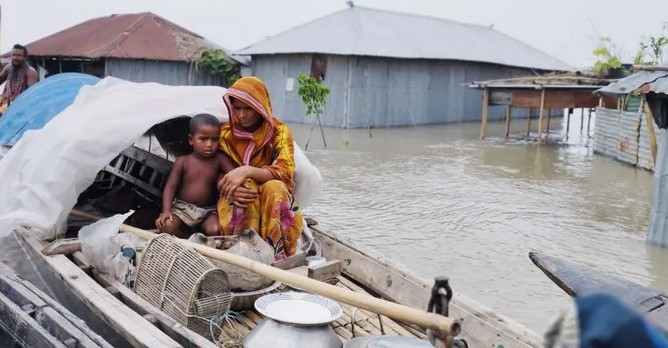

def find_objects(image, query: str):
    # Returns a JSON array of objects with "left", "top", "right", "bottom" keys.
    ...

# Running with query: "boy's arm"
[
  {"left": 162, "top": 157, "right": 184, "bottom": 213},
  {"left": 218, "top": 152, "right": 236, "bottom": 174}
]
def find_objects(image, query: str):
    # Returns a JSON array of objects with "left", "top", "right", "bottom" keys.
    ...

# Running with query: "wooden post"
[
  {"left": 479, "top": 88, "right": 490, "bottom": 139},
  {"left": 643, "top": 97, "right": 658, "bottom": 165},
  {"left": 526, "top": 108, "right": 532, "bottom": 137},
  {"left": 537, "top": 89, "right": 546, "bottom": 143},
  {"left": 546, "top": 108, "right": 552, "bottom": 134},
  {"left": 580, "top": 108, "right": 584, "bottom": 132},
  {"left": 504, "top": 105, "right": 512, "bottom": 138},
  {"left": 587, "top": 108, "right": 593, "bottom": 135},
  {"left": 566, "top": 109, "right": 571, "bottom": 139}
]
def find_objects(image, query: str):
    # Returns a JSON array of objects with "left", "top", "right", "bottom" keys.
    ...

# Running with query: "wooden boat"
[
  {"left": 0, "top": 260, "right": 113, "bottom": 347},
  {"left": 530, "top": 251, "right": 668, "bottom": 334},
  {"left": 5, "top": 144, "right": 543, "bottom": 347}
]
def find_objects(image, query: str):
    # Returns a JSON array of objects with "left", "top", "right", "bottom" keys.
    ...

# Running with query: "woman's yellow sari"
[{"left": 217, "top": 77, "right": 303, "bottom": 259}]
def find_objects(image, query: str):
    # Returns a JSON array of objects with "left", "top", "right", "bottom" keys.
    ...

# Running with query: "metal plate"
[{"left": 255, "top": 291, "right": 343, "bottom": 325}]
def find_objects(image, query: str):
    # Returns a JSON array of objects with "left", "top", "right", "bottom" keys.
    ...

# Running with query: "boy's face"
[{"left": 188, "top": 125, "right": 219, "bottom": 158}]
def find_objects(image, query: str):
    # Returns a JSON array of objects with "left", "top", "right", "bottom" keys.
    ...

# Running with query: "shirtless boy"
[{"left": 155, "top": 114, "right": 234, "bottom": 237}]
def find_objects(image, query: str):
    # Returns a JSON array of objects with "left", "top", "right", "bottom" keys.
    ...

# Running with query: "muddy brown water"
[{"left": 288, "top": 112, "right": 663, "bottom": 334}]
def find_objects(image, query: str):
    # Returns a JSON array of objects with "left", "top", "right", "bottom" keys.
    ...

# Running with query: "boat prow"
[{"left": 529, "top": 251, "right": 668, "bottom": 333}]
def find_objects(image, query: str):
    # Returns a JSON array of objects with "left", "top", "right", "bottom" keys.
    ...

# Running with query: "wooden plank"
[
  {"left": 271, "top": 251, "right": 305, "bottom": 270},
  {"left": 0, "top": 291, "right": 67, "bottom": 348},
  {"left": 42, "top": 239, "right": 81, "bottom": 256},
  {"left": 0, "top": 262, "right": 112, "bottom": 348},
  {"left": 489, "top": 90, "right": 512, "bottom": 106},
  {"left": 103, "top": 165, "right": 164, "bottom": 198},
  {"left": 308, "top": 260, "right": 342, "bottom": 282},
  {"left": 642, "top": 99, "right": 658, "bottom": 165},
  {"left": 479, "top": 88, "right": 490, "bottom": 139},
  {"left": 18, "top": 234, "right": 182, "bottom": 348},
  {"left": 511, "top": 89, "right": 600, "bottom": 109},
  {"left": 311, "top": 226, "right": 541, "bottom": 348},
  {"left": 71, "top": 252, "right": 218, "bottom": 348}
]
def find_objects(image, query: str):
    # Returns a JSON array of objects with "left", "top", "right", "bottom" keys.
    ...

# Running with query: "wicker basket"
[{"left": 134, "top": 234, "right": 232, "bottom": 337}]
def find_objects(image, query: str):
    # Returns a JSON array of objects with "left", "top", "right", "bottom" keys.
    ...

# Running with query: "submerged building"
[{"left": 237, "top": 5, "right": 571, "bottom": 128}]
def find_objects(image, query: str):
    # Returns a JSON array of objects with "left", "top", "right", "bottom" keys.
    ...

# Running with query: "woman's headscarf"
[{"left": 222, "top": 77, "right": 284, "bottom": 166}]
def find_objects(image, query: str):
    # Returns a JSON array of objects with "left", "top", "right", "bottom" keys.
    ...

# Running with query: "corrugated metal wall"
[
  {"left": 252, "top": 54, "right": 532, "bottom": 128},
  {"left": 105, "top": 59, "right": 227, "bottom": 86},
  {"left": 593, "top": 107, "right": 657, "bottom": 170}
]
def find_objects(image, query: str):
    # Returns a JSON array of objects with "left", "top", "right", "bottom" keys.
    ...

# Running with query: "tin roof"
[
  {"left": 469, "top": 74, "right": 612, "bottom": 90},
  {"left": 236, "top": 6, "right": 572, "bottom": 71},
  {"left": 596, "top": 68, "right": 668, "bottom": 96},
  {"left": 23, "top": 12, "right": 233, "bottom": 63}
]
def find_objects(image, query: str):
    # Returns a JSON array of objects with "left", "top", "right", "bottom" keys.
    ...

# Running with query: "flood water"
[{"left": 288, "top": 111, "right": 666, "bottom": 334}]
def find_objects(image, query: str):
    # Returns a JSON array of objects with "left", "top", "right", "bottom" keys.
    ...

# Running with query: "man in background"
[{"left": 0, "top": 44, "right": 37, "bottom": 115}]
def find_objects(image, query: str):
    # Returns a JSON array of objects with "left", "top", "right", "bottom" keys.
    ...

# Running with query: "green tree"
[
  {"left": 196, "top": 49, "right": 240, "bottom": 85},
  {"left": 592, "top": 37, "right": 623, "bottom": 76},
  {"left": 297, "top": 73, "right": 330, "bottom": 150}
]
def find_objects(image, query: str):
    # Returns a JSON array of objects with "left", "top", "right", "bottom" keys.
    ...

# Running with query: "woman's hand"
[
  {"left": 228, "top": 184, "right": 259, "bottom": 208},
  {"left": 218, "top": 166, "right": 250, "bottom": 201}
]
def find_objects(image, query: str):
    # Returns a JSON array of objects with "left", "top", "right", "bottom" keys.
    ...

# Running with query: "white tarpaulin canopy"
[{"left": 0, "top": 77, "right": 322, "bottom": 239}]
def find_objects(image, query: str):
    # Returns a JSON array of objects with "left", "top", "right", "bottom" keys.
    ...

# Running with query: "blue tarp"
[{"left": 0, "top": 73, "right": 100, "bottom": 145}]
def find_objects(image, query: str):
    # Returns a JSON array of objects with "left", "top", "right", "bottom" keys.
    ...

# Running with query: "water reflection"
[{"left": 288, "top": 112, "right": 657, "bottom": 333}]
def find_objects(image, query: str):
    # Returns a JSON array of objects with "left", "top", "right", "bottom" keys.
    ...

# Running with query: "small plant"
[
  {"left": 592, "top": 37, "right": 623, "bottom": 76},
  {"left": 297, "top": 74, "right": 330, "bottom": 116},
  {"left": 297, "top": 73, "right": 330, "bottom": 150},
  {"left": 197, "top": 49, "right": 240, "bottom": 85}
]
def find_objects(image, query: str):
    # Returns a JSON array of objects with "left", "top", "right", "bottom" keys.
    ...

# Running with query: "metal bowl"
[{"left": 230, "top": 280, "right": 282, "bottom": 311}]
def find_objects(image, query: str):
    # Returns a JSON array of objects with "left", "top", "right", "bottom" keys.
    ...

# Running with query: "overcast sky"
[{"left": 1, "top": 0, "right": 667, "bottom": 68}]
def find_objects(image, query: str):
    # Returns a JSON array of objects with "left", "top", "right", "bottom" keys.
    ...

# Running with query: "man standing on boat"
[{"left": 0, "top": 44, "right": 37, "bottom": 115}]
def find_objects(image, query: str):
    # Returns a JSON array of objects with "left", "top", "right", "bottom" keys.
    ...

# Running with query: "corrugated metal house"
[
  {"left": 21, "top": 12, "right": 248, "bottom": 86},
  {"left": 594, "top": 67, "right": 668, "bottom": 171},
  {"left": 237, "top": 5, "right": 572, "bottom": 128}
]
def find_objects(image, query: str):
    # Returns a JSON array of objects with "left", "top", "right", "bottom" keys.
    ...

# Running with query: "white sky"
[{"left": 1, "top": 0, "right": 667, "bottom": 68}]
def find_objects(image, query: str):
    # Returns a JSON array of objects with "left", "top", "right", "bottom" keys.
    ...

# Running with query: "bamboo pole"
[
  {"left": 537, "top": 90, "right": 546, "bottom": 143},
  {"left": 504, "top": 105, "right": 512, "bottom": 138},
  {"left": 70, "top": 210, "right": 461, "bottom": 337},
  {"left": 526, "top": 108, "right": 532, "bottom": 137},
  {"left": 580, "top": 108, "right": 584, "bottom": 132},
  {"left": 587, "top": 108, "right": 593, "bottom": 135},
  {"left": 479, "top": 88, "right": 490, "bottom": 139}
]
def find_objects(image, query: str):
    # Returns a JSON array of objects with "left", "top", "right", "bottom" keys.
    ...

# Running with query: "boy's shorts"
[{"left": 171, "top": 198, "right": 216, "bottom": 228}]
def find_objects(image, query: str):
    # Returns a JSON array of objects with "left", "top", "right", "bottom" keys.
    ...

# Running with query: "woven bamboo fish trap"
[{"left": 134, "top": 234, "right": 232, "bottom": 337}]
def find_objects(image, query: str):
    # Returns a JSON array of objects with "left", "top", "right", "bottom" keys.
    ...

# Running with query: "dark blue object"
[{"left": 0, "top": 73, "right": 100, "bottom": 145}]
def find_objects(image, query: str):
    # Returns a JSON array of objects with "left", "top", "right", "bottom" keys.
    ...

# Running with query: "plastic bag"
[{"left": 78, "top": 211, "right": 137, "bottom": 285}]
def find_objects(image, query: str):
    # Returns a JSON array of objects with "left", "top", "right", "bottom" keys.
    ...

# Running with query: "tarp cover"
[
  {"left": 0, "top": 77, "right": 322, "bottom": 239},
  {"left": 0, "top": 72, "right": 101, "bottom": 145}
]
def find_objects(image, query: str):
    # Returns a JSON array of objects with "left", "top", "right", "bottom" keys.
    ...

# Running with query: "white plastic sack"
[
  {"left": 79, "top": 211, "right": 137, "bottom": 284},
  {"left": 0, "top": 77, "right": 321, "bottom": 239}
]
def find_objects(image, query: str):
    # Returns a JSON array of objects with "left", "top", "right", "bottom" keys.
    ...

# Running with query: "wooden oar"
[{"left": 70, "top": 209, "right": 461, "bottom": 336}]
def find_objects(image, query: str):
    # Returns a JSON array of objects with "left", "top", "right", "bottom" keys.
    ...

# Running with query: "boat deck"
[{"left": 217, "top": 276, "right": 426, "bottom": 347}]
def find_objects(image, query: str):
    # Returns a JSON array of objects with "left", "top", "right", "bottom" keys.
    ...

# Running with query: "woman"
[{"left": 217, "top": 77, "right": 303, "bottom": 260}]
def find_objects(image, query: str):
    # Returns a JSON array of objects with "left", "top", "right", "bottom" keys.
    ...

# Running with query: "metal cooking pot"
[
  {"left": 343, "top": 336, "right": 433, "bottom": 348},
  {"left": 243, "top": 318, "right": 342, "bottom": 348}
]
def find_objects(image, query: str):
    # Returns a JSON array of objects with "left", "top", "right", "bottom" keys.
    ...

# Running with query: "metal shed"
[
  {"left": 19, "top": 12, "right": 246, "bottom": 86},
  {"left": 237, "top": 5, "right": 572, "bottom": 128}
]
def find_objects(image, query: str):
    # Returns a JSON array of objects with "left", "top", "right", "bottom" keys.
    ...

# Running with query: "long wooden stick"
[{"left": 70, "top": 209, "right": 461, "bottom": 336}]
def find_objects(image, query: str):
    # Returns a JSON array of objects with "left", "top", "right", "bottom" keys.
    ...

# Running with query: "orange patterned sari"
[{"left": 217, "top": 77, "right": 303, "bottom": 259}]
